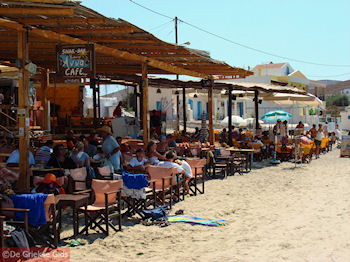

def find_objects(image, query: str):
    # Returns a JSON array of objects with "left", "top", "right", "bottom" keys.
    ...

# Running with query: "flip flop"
[{"left": 69, "top": 240, "right": 83, "bottom": 247}]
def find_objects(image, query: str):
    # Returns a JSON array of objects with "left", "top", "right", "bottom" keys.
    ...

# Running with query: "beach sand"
[{"left": 65, "top": 148, "right": 350, "bottom": 262}]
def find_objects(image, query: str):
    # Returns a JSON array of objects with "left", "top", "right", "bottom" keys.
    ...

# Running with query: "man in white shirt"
[
  {"left": 335, "top": 124, "right": 342, "bottom": 143},
  {"left": 158, "top": 151, "right": 191, "bottom": 197}
]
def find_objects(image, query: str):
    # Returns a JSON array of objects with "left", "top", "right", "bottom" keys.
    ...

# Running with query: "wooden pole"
[
  {"left": 228, "top": 86, "right": 233, "bottom": 146},
  {"left": 91, "top": 78, "right": 97, "bottom": 128},
  {"left": 139, "top": 79, "right": 143, "bottom": 128},
  {"left": 134, "top": 85, "right": 138, "bottom": 119},
  {"left": 208, "top": 80, "right": 214, "bottom": 145},
  {"left": 40, "top": 68, "right": 49, "bottom": 130},
  {"left": 182, "top": 87, "right": 186, "bottom": 132},
  {"left": 142, "top": 62, "right": 149, "bottom": 147},
  {"left": 17, "top": 29, "right": 30, "bottom": 192},
  {"left": 254, "top": 90, "right": 259, "bottom": 132}
]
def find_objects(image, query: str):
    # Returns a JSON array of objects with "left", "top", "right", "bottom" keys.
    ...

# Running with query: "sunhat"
[
  {"left": 96, "top": 125, "right": 113, "bottom": 136},
  {"left": 39, "top": 173, "right": 58, "bottom": 185}
]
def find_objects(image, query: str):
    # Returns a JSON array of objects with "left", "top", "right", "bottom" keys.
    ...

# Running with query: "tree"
[{"left": 326, "top": 94, "right": 349, "bottom": 107}]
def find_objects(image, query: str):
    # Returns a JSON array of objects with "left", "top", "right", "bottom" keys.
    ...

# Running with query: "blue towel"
[
  {"left": 10, "top": 193, "right": 48, "bottom": 227},
  {"left": 122, "top": 171, "right": 148, "bottom": 190}
]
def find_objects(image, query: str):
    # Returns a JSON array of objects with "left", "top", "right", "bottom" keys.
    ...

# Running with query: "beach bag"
[{"left": 142, "top": 205, "right": 168, "bottom": 220}]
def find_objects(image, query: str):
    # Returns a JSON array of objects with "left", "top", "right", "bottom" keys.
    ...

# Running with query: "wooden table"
[
  {"left": 56, "top": 194, "right": 89, "bottom": 241},
  {"left": 228, "top": 148, "right": 254, "bottom": 172}
]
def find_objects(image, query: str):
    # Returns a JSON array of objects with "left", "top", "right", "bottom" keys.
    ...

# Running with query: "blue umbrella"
[{"left": 261, "top": 110, "right": 292, "bottom": 123}]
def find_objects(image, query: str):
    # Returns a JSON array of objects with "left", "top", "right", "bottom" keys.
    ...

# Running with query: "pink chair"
[
  {"left": 185, "top": 158, "right": 207, "bottom": 195},
  {"left": 78, "top": 179, "right": 123, "bottom": 236},
  {"left": 97, "top": 165, "right": 113, "bottom": 180},
  {"left": 147, "top": 166, "right": 175, "bottom": 208}
]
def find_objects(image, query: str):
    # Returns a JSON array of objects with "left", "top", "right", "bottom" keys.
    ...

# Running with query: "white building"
[{"left": 341, "top": 88, "right": 350, "bottom": 97}]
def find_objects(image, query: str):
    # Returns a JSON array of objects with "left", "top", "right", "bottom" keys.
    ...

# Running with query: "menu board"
[
  {"left": 56, "top": 44, "right": 95, "bottom": 78},
  {"left": 340, "top": 136, "right": 350, "bottom": 157}
]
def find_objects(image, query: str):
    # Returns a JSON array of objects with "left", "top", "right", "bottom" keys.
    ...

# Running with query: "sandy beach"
[{"left": 65, "top": 148, "right": 350, "bottom": 262}]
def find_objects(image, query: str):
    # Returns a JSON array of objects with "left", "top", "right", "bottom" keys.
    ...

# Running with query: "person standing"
[
  {"left": 97, "top": 125, "right": 121, "bottom": 172},
  {"left": 323, "top": 122, "right": 329, "bottom": 137},
  {"left": 315, "top": 124, "right": 324, "bottom": 159},
  {"left": 113, "top": 101, "right": 122, "bottom": 118},
  {"left": 334, "top": 124, "right": 342, "bottom": 143}
]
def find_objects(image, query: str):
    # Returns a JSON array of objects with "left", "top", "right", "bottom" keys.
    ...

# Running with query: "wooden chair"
[
  {"left": 185, "top": 158, "right": 206, "bottom": 196},
  {"left": 97, "top": 165, "right": 113, "bottom": 180},
  {"left": 0, "top": 207, "right": 29, "bottom": 247},
  {"left": 30, "top": 194, "right": 59, "bottom": 247},
  {"left": 77, "top": 179, "right": 123, "bottom": 236},
  {"left": 147, "top": 166, "right": 174, "bottom": 209},
  {"left": 68, "top": 167, "right": 89, "bottom": 193}
]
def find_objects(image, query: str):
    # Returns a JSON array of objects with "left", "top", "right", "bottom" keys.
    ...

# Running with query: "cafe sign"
[{"left": 56, "top": 44, "right": 95, "bottom": 78}]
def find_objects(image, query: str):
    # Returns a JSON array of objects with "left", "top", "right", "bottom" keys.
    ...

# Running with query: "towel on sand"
[{"left": 168, "top": 215, "right": 226, "bottom": 226}]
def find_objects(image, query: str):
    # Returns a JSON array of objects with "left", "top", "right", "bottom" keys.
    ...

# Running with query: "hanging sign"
[{"left": 56, "top": 44, "right": 95, "bottom": 79}]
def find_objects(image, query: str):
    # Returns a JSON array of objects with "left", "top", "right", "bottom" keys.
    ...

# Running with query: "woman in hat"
[
  {"left": 34, "top": 173, "right": 65, "bottom": 195},
  {"left": 97, "top": 125, "right": 121, "bottom": 172}
]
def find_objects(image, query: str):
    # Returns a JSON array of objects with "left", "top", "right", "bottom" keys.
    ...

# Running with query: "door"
[
  {"left": 197, "top": 101, "right": 202, "bottom": 120},
  {"left": 206, "top": 102, "right": 209, "bottom": 120},
  {"left": 189, "top": 99, "right": 194, "bottom": 119}
]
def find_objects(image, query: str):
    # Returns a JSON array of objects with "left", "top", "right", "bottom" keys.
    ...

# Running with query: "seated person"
[
  {"left": 71, "top": 141, "right": 90, "bottom": 168},
  {"left": 248, "top": 136, "right": 265, "bottom": 153},
  {"left": 219, "top": 128, "right": 228, "bottom": 144},
  {"left": 93, "top": 145, "right": 104, "bottom": 161},
  {"left": 157, "top": 151, "right": 189, "bottom": 196},
  {"left": 157, "top": 135, "right": 169, "bottom": 154},
  {"left": 80, "top": 135, "right": 97, "bottom": 157},
  {"left": 127, "top": 148, "right": 150, "bottom": 172},
  {"left": 146, "top": 140, "right": 165, "bottom": 165},
  {"left": 7, "top": 147, "right": 35, "bottom": 167},
  {"left": 32, "top": 173, "right": 65, "bottom": 195},
  {"left": 47, "top": 144, "right": 77, "bottom": 175},
  {"left": 35, "top": 140, "right": 54, "bottom": 165},
  {"left": 166, "top": 134, "right": 177, "bottom": 148},
  {"left": 66, "top": 130, "right": 77, "bottom": 151},
  {"left": 174, "top": 159, "right": 192, "bottom": 196},
  {"left": 191, "top": 127, "right": 200, "bottom": 140}
]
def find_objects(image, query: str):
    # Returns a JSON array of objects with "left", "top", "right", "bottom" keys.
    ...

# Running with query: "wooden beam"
[
  {"left": 17, "top": 29, "right": 30, "bottom": 193},
  {"left": 142, "top": 62, "right": 149, "bottom": 147},
  {"left": 228, "top": 86, "right": 233, "bottom": 146},
  {"left": 56, "top": 27, "right": 134, "bottom": 34},
  {"left": 0, "top": 7, "right": 74, "bottom": 16},
  {"left": 6, "top": 0, "right": 67, "bottom": 3},
  {"left": 208, "top": 80, "right": 214, "bottom": 145},
  {"left": 0, "top": 18, "right": 209, "bottom": 78},
  {"left": 18, "top": 18, "right": 105, "bottom": 25},
  {"left": 83, "top": 38, "right": 157, "bottom": 44}
]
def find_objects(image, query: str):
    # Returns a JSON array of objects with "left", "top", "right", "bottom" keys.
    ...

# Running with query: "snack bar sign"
[{"left": 56, "top": 44, "right": 95, "bottom": 78}]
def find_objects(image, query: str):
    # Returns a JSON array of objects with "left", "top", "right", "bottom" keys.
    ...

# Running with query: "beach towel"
[
  {"left": 122, "top": 172, "right": 148, "bottom": 190},
  {"left": 10, "top": 193, "right": 48, "bottom": 227},
  {"left": 168, "top": 215, "right": 226, "bottom": 227}
]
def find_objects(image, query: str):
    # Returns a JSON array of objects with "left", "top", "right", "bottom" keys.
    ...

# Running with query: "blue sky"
[{"left": 83, "top": 0, "right": 350, "bottom": 81}]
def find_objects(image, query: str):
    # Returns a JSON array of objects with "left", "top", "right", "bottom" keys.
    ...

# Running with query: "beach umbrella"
[
  {"left": 221, "top": 115, "right": 245, "bottom": 126},
  {"left": 239, "top": 118, "right": 264, "bottom": 127},
  {"left": 261, "top": 110, "right": 292, "bottom": 123}
]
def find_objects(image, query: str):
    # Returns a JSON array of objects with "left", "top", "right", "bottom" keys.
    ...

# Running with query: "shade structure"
[
  {"left": 221, "top": 115, "right": 245, "bottom": 125},
  {"left": 263, "top": 93, "right": 323, "bottom": 106},
  {"left": 239, "top": 118, "right": 264, "bottom": 127},
  {"left": 261, "top": 110, "right": 292, "bottom": 123}
]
